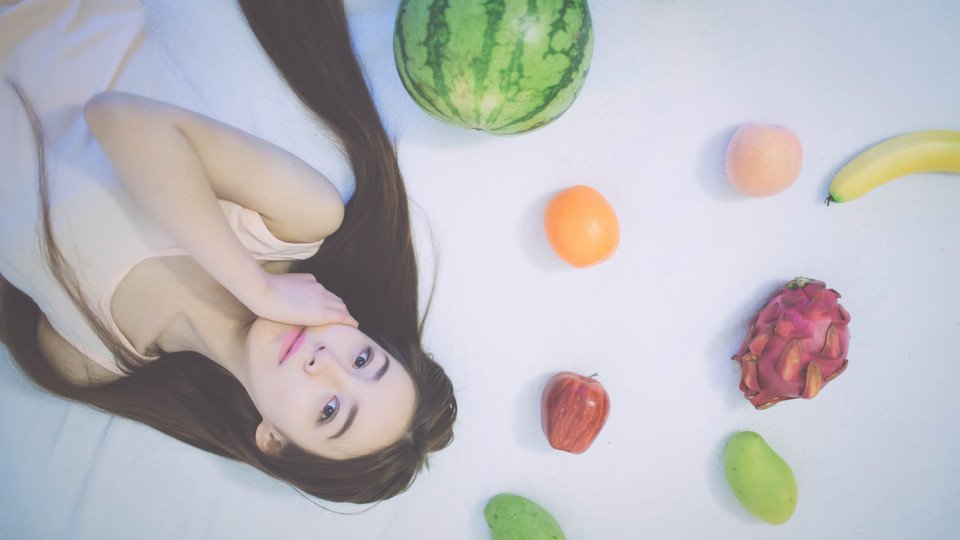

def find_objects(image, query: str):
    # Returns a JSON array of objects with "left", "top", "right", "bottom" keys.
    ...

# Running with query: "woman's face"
[{"left": 242, "top": 320, "right": 417, "bottom": 460}]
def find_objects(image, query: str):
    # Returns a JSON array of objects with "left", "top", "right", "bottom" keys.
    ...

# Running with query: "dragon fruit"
[{"left": 733, "top": 277, "right": 850, "bottom": 409}]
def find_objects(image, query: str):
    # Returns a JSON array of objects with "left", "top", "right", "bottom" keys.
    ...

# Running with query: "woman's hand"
[{"left": 248, "top": 272, "right": 358, "bottom": 328}]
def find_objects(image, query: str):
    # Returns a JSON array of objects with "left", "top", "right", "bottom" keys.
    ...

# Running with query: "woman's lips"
[{"left": 279, "top": 327, "right": 306, "bottom": 365}]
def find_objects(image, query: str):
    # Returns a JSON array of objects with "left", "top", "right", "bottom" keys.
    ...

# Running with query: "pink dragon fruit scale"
[{"left": 733, "top": 277, "right": 851, "bottom": 409}]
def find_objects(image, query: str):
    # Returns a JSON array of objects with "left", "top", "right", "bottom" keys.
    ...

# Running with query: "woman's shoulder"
[
  {"left": 37, "top": 315, "right": 122, "bottom": 387},
  {"left": 1, "top": 273, "right": 118, "bottom": 386}
]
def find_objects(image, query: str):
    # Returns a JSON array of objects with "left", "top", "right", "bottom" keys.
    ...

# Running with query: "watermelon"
[{"left": 394, "top": 0, "right": 594, "bottom": 135}]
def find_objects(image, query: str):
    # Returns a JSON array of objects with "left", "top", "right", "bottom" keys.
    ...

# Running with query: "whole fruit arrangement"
[
  {"left": 724, "top": 431, "right": 798, "bottom": 525},
  {"left": 393, "top": 0, "right": 594, "bottom": 135},
  {"left": 733, "top": 277, "right": 850, "bottom": 409},
  {"left": 541, "top": 371, "right": 610, "bottom": 454},
  {"left": 544, "top": 185, "right": 619, "bottom": 268}
]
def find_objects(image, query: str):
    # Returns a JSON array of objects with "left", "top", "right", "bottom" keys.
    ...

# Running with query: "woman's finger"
[
  {"left": 325, "top": 309, "right": 358, "bottom": 328},
  {"left": 330, "top": 305, "right": 357, "bottom": 325},
  {"left": 322, "top": 293, "right": 349, "bottom": 313}
]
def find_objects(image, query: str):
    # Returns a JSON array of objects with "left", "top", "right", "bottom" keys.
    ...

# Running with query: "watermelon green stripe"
[
  {"left": 473, "top": 0, "right": 505, "bottom": 126},
  {"left": 394, "top": 4, "right": 443, "bottom": 119},
  {"left": 394, "top": 0, "right": 593, "bottom": 135},
  {"left": 488, "top": 0, "right": 534, "bottom": 126},
  {"left": 499, "top": 0, "right": 592, "bottom": 131},
  {"left": 423, "top": 0, "right": 466, "bottom": 124}
]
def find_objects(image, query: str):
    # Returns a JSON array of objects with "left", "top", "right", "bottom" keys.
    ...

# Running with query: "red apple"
[{"left": 541, "top": 371, "right": 610, "bottom": 454}]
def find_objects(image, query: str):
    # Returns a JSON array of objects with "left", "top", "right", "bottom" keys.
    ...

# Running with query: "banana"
[{"left": 827, "top": 129, "right": 960, "bottom": 203}]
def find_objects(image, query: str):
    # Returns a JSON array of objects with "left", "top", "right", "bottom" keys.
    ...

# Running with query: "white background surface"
[{"left": 2, "top": 0, "right": 959, "bottom": 538}]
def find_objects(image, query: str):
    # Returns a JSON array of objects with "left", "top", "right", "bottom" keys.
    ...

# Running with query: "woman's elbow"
[{"left": 83, "top": 91, "right": 131, "bottom": 132}]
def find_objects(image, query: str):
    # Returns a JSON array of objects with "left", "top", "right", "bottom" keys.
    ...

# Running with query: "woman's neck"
[
  {"left": 156, "top": 291, "right": 252, "bottom": 376},
  {"left": 112, "top": 255, "right": 253, "bottom": 378}
]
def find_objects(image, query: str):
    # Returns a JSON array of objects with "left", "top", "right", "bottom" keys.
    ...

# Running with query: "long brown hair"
[{"left": 0, "top": 0, "right": 456, "bottom": 504}]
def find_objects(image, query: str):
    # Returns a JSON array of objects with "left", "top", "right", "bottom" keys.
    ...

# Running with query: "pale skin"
[{"left": 31, "top": 92, "right": 416, "bottom": 458}]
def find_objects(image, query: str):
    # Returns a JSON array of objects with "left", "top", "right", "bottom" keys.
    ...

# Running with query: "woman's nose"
[{"left": 304, "top": 346, "right": 344, "bottom": 380}]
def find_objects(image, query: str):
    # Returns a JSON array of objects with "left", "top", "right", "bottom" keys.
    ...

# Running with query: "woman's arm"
[
  {"left": 83, "top": 91, "right": 344, "bottom": 244},
  {"left": 83, "top": 92, "right": 353, "bottom": 326}
]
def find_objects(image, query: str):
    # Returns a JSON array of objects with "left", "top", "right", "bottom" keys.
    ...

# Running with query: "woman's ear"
[{"left": 255, "top": 420, "right": 286, "bottom": 455}]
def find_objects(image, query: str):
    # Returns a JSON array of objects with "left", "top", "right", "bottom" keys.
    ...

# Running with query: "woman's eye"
[
  {"left": 354, "top": 347, "right": 372, "bottom": 369},
  {"left": 320, "top": 396, "right": 339, "bottom": 423}
]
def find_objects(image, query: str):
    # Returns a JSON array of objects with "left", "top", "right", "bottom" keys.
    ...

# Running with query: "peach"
[{"left": 725, "top": 123, "right": 803, "bottom": 197}]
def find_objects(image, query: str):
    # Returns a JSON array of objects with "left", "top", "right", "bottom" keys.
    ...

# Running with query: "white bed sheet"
[{"left": 1, "top": 0, "right": 959, "bottom": 538}]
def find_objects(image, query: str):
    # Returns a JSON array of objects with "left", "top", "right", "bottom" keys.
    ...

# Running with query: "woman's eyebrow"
[
  {"left": 373, "top": 355, "right": 390, "bottom": 381},
  {"left": 329, "top": 404, "right": 357, "bottom": 440},
  {"left": 328, "top": 356, "right": 391, "bottom": 440}
]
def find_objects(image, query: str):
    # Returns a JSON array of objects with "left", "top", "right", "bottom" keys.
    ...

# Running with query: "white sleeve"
[{"left": 219, "top": 200, "right": 324, "bottom": 262}]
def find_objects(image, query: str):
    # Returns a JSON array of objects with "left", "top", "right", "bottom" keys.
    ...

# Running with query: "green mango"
[
  {"left": 483, "top": 493, "right": 566, "bottom": 540},
  {"left": 724, "top": 431, "right": 798, "bottom": 525}
]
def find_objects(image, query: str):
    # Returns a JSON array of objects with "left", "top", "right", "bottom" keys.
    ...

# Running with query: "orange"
[{"left": 543, "top": 185, "right": 620, "bottom": 268}]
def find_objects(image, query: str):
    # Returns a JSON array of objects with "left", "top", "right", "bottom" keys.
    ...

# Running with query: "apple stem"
[{"left": 588, "top": 372, "right": 598, "bottom": 379}]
